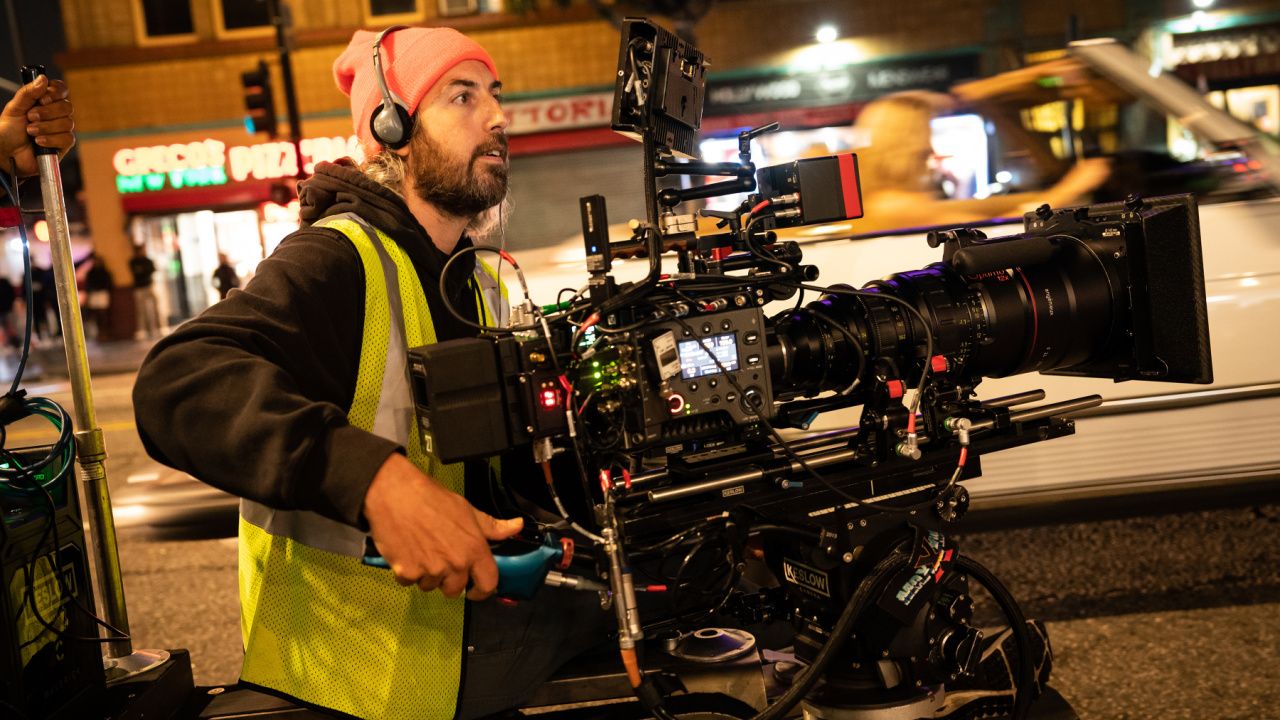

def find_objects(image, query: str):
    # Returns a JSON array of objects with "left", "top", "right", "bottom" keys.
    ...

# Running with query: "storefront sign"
[
  {"left": 1168, "top": 24, "right": 1280, "bottom": 66},
  {"left": 504, "top": 92, "right": 614, "bottom": 135},
  {"left": 113, "top": 135, "right": 364, "bottom": 194},
  {"left": 705, "top": 52, "right": 980, "bottom": 116}
]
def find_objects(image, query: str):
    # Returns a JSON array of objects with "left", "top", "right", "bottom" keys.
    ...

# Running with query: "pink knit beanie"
[{"left": 333, "top": 27, "right": 499, "bottom": 156}]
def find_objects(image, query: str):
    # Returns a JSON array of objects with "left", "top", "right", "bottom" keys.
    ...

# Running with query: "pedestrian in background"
[
  {"left": 84, "top": 252, "right": 114, "bottom": 340},
  {"left": 129, "top": 243, "right": 161, "bottom": 338},
  {"left": 212, "top": 253, "right": 239, "bottom": 300},
  {"left": 851, "top": 90, "right": 1111, "bottom": 233},
  {"left": 30, "top": 263, "right": 59, "bottom": 342}
]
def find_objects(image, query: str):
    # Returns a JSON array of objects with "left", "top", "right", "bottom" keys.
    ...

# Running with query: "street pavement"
[
  {"left": 5, "top": 342, "right": 1278, "bottom": 719},
  {"left": 961, "top": 508, "right": 1280, "bottom": 720},
  {"left": 2, "top": 334, "right": 158, "bottom": 381},
  {"left": 110, "top": 496, "right": 1280, "bottom": 719}
]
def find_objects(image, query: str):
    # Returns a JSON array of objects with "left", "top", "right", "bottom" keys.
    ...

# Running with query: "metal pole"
[
  {"left": 269, "top": 0, "right": 305, "bottom": 178},
  {"left": 20, "top": 65, "right": 169, "bottom": 676}
]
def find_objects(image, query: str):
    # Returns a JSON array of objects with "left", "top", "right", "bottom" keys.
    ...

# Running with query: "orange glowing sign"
[{"left": 113, "top": 136, "right": 365, "bottom": 194}]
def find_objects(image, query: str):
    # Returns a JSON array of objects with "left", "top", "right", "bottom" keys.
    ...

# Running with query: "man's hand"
[
  {"left": 1, "top": 75, "right": 75, "bottom": 177},
  {"left": 363, "top": 452, "right": 523, "bottom": 601}
]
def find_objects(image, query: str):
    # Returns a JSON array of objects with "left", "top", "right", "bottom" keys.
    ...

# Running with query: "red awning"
[
  {"left": 701, "top": 102, "right": 864, "bottom": 135},
  {"left": 120, "top": 178, "right": 280, "bottom": 214},
  {"left": 506, "top": 102, "right": 865, "bottom": 157}
]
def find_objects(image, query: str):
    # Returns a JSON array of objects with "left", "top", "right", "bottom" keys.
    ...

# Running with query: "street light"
[
  {"left": 1192, "top": 0, "right": 1214, "bottom": 8},
  {"left": 816, "top": 24, "right": 838, "bottom": 44}
]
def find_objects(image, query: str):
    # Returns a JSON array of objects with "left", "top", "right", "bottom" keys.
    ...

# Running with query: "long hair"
[
  {"left": 360, "top": 145, "right": 511, "bottom": 242},
  {"left": 853, "top": 90, "right": 954, "bottom": 194}
]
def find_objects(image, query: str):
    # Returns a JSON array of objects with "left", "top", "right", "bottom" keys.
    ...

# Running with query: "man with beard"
[{"left": 134, "top": 27, "right": 608, "bottom": 720}]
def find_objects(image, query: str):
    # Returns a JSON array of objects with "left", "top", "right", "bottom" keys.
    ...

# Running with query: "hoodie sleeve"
[{"left": 133, "top": 228, "right": 399, "bottom": 529}]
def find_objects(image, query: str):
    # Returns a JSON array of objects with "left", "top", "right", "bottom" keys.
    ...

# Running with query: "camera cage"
[{"left": 407, "top": 18, "right": 1214, "bottom": 719}]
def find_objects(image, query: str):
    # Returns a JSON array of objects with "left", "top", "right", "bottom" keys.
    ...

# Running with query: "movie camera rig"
[{"left": 402, "top": 18, "right": 1214, "bottom": 720}]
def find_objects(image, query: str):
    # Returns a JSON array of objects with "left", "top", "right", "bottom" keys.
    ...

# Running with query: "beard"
[{"left": 408, "top": 131, "right": 509, "bottom": 220}]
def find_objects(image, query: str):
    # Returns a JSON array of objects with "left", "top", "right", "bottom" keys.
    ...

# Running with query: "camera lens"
[{"left": 767, "top": 233, "right": 1124, "bottom": 399}]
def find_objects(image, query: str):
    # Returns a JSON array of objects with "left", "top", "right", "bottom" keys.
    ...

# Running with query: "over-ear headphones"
[{"left": 370, "top": 25, "right": 414, "bottom": 150}]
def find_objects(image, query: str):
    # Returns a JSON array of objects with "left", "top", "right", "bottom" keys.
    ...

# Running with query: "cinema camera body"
[{"left": 407, "top": 18, "right": 1213, "bottom": 720}]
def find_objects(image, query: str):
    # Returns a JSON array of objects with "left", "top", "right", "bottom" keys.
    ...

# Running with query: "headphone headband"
[
  {"left": 372, "top": 25, "right": 410, "bottom": 108},
  {"left": 370, "top": 25, "right": 414, "bottom": 150}
]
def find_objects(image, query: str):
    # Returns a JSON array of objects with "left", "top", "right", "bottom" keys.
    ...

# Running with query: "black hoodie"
[{"left": 132, "top": 160, "right": 483, "bottom": 529}]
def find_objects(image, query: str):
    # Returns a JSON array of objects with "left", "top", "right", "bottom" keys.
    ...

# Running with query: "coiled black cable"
[
  {"left": 747, "top": 552, "right": 910, "bottom": 720},
  {"left": 955, "top": 555, "right": 1036, "bottom": 720}
]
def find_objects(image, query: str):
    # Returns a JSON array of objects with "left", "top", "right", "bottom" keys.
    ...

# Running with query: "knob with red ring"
[{"left": 667, "top": 393, "right": 686, "bottom": 414}]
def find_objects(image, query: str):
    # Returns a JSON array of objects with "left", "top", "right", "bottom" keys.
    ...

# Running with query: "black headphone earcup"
[{"left": 370, "top": 102, "right": 415, "bottom": 150}]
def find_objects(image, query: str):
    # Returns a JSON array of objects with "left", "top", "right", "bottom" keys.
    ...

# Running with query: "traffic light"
[{"left": 240, "top": 60, "right": 278, "bottom": 138}]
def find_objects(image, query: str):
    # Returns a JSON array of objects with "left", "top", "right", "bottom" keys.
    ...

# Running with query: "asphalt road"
[{"left": 10, "top": 371, "right": 1279, "bottom": 719}]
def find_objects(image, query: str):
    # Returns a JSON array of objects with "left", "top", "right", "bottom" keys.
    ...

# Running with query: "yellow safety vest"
[{"left": 238, "top": 213, "right": 507, "bottom": 720}]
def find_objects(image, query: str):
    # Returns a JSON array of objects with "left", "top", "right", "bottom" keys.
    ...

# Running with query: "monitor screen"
[{"left": 678, "top": 333, "right": 739, "bottom": 379}]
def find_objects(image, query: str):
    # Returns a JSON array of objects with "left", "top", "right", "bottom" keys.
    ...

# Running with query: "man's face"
[{"left": 405, "top": 60, "right": 509, "bottom": 219}]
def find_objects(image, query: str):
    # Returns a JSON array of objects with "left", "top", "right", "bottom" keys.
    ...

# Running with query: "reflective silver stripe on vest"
[
  {"left": 240, "top": 212, "right": 412, "bottom": 559},
  {"left": 342, "top": 213, "right": 416, "bottom": 447},
  {"left": 239, "top": 499, "right": 366, "bottom": 557},
  {"left": 473, "top": 261, "right": 508, "bottom": 328}
]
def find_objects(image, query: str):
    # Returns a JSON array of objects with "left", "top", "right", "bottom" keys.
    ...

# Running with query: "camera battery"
[{"left": 757, "top": 153, "right": 864, "bottom": 228}]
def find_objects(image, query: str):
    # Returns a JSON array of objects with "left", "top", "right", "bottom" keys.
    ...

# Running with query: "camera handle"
[
  {"left": 650, "top": 122, "right": 779, "bottom": 209},
  {"left": 928, "top": 226, "right": 1059, "bottom": 275},
  {"left": 654, "top": 159, "right": 756, "bottom": 209},
  {"left": 362, "top": 534, "right": 583, "bottom": 600}
]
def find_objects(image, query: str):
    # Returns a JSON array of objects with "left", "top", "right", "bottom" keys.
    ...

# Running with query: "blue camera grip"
[{"left": 362, "top": 542, "right": 563, "bottom": 600}]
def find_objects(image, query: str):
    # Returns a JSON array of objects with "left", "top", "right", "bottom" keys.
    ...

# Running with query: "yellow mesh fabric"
[
  {"left": 332, "top": 219, "right": 391, "bottom": 435},
  {"left": 238, "top": 217, "right": 467, "bottom": 720},
  {"left": 239, "top": 519, "right": 464, "bottom": 719},
  {"left": 380, "top": 231, "right": 436, "bottom": 348}
]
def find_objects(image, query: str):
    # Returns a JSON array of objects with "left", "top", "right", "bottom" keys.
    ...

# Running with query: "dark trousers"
[
  {"left": 250, "top": 587, "right": 617, "bottom": 719},
  {"left": 460, "top": 586, "right": 614, "bottom": 719}
]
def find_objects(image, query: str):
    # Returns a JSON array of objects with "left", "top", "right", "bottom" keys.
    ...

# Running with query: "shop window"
[
  {"left": 931, "top": 114, "right": 991, "bottom": 199},
  {"left": 215, "top": 0, "right": 273, "bottom": 38},
  {"left": 437, "top": 0, "right": 510, "bottom": 19},
  {"left": 1222, "top": 85, "right": 1279, "bottom": 137},
  {"left": 438, "top": 0, "right": 479, "bottom": 17},
  {"left": 131, "top": 0, "right": 195, "bottom": 46},
  {"left": 367, "top": 0, "right": 423, "bottom": 23},
  {"left": 1018, "top": 101, "right": 1123, "bottom": 161},
  {"left": 365, "top": 0, "right": 513, "bottom": 22}
]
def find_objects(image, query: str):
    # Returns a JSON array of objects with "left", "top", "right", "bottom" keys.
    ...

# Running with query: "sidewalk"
[{"left": 1, "top": 336, "right": 159, "bottom": 381}]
